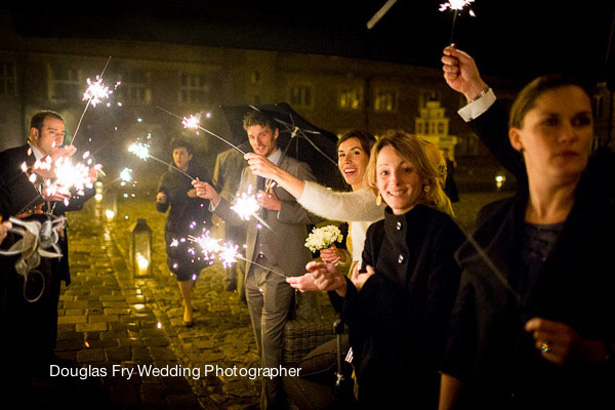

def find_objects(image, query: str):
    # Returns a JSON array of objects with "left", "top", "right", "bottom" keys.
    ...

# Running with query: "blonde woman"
[{"left": 293, "top": 131, "right": 464, "bottom": 409}]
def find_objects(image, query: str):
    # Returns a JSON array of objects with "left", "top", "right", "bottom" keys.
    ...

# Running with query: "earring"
[
  {"left": 423, "top": 185, "right": 430, "bottom": 193},
  {"left": 376, "top": 192, "right": 382, "bottom": 206}
]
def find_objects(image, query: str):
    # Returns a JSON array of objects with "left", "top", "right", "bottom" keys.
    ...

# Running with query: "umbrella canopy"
[{"left": 221, "top": 102, "right": 348, "bottom": 192}]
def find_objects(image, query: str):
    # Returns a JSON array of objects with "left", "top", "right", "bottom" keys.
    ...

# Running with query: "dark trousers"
[{"left": 245, "top": 256, "right": 294, "bottom": 410}]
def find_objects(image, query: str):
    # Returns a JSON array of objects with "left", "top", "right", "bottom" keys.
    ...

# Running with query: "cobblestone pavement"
[{"left": 42, "top": 189, "right": 511, "bottom": 409}]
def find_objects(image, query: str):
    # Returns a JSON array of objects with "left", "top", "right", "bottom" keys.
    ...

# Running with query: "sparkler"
[
  {"left": 230, "top": 185, "right": 272, "bottom": 231},
  {"left": 128, "top": 142, "right": 195, "bottom": 181},
  {"left": 189, "top": 233, "right": 287, "bottom": 276},
  {"left": 70, "top": 56, "right": 115, "bottom": 146},
  {"left": 439, "top": 0, "right": 476, "bottom": 45},
  {"left": 103, "top": 167, "right": 133, "bottom": 188},
  {"left": 156, "top": 106, "right": 246, "bottom": 155}
]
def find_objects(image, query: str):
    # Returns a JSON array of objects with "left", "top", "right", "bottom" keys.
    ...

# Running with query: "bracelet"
[{"left": 467, "top": 86, "right": 491, "bottom": 103}]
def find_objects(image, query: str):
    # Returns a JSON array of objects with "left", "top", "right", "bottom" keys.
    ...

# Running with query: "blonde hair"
[{"left": 365, "top": 130, "right": 454, "bottom": 216}]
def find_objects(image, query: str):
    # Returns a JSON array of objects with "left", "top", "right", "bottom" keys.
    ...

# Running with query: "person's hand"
[
  {"left": 42, "top": 187, "right": 71, "bottom": 203},
  {"left": 286, "top": 273, "right": 320, "bottom": 293},
  {"left": 192, "top": 178, "right": 220, "bottom": 205},
  {"left": 88, "top": 164, "right": 102, "bottom": 184},
  {"left": 257, "top": 189, "right": 281, "bottom": 211},
  {"left": 52, "top": 144, "right": 77, "bottom": 160},
  {"left": 156, "top": 192, "right": 168, "bottom": 204},
  {"left": 245, "top": 153, "right": 280, "bottom": 181},
  {"left": 319, "top": 244, "right": 342, "bottom": 265},
  {"left": 306, "top": 260, "right": 347, "bottom": 297},
  {"left": 351, "top": 264, "right": 375, "bottom": 291},
  {"left": 187, "top": 188, "right": 197, "bottom": 198},
  {"left": 0, "top": 220, "right": 12, "bottom": 244},
  {"left": 525, "top": 318, "right": 588, "bottom": 366},
  {"left": 441, "top": 45, "right": 489, "bottom": 102}
]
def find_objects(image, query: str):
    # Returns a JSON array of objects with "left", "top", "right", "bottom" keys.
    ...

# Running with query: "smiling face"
[
  {"left": 338, "top": 137, "right": 369, "bottom": 190},
  {"left": 376, "top": 145, "right": 425, "bottom": 215},
  {"left": 509, "top": 85, "right": 594, "bottom": 185},
  {"left": 247, "top": 124, "right": 279, "bottom": 157},
  {"left": 172, "top": 146, "right": 193, "bottom": 171},
  {"left": 30, "top": 116, "right": 65, "bottom": 156}
]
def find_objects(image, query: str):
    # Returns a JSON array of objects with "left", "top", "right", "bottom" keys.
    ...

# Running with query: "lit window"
[
  {"left": 374, "top": 89, "right": 398, "bottom": 112},
  {"left": 338, "top": 86, "right": 362, "bottom": 110}
]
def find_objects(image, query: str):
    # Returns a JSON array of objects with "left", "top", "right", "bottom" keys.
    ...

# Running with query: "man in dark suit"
[
  {"left": 0, "top": 110, "right": 96, "bottom": 384},
  {"left": 194, "top": 111, "right": 321, "bottom": 409}
]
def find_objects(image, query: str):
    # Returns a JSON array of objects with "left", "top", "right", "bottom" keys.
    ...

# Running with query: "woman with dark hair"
[
  {"left": 299, "top": 131, "right": 464, "bottom": 409},
  {"left": 156, "top": 138, "right": 212, "bottom": 327},
  {"left": 246, "top": 129, "right": 384, "bottom": 279},
  {"left": 438, "top": 47, "right": 615, "bottom": 409}
]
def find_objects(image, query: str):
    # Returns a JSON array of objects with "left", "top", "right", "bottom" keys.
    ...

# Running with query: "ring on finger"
[{"left": 540, "top": 341, "right": 551, "bottom": 353}]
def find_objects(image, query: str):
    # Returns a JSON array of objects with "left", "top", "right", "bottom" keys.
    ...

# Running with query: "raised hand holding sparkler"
[{"left": 441, "top": 46, "right": 490, "bottom": 102}]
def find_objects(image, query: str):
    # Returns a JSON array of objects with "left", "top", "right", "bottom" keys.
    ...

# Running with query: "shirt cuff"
[{"left": 457, "top": 88, "right": 496, "bottom": 122}]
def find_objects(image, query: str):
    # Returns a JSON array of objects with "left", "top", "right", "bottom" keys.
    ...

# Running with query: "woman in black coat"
[
  {"left": 438, "top": 48, "right": 615, "bottom": 409},
  {"left": 156, "top": 138, "right": 212, "bottom": 327},
  {"left": 294, "top": 131, "right": 465, "bottom": 409}
]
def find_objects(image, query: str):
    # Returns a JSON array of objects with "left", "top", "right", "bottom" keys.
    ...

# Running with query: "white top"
[{"left": 298, "top": 182, "right": 385, "bottom": 266}]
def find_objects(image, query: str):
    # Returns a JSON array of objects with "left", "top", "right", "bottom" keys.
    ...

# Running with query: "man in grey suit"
[{"left": 193, "top": 111, "right": 321, "bottom": 409}]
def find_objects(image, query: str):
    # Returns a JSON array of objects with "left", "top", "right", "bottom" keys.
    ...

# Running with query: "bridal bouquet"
[{"left": 305, "top": 224, "right": 343, "bottom": 253}]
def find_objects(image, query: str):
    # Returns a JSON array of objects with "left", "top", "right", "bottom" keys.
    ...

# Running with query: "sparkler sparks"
[
  {"left": 182, "top": 114, "right": 201, "bottom": 130},
  {"left": 230, "top": 188, "right": 261, "bottom": 222},
  {"left": 128, "top": 141, "right": 195, "bottom": 181},
  {"left": 156, "top": 106, "right": 246, "bottom": 155},
  {"left": 439, "top": 0, "right": 474, "bottom": 11},
  {"left": 439, "top": 0, "right": 476, "bottom": 45},
  {"left": 83, "top": 76, "right": 121, "bottom": 107}
]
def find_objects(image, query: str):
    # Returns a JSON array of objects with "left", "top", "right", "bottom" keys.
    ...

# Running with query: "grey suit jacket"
[{"left": 214, "top": 154, "right": 322, "bottom": 278}]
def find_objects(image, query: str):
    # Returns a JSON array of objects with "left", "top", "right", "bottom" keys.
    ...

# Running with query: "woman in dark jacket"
[
  {"left": 156, "top": 138, "right": 212, "bottom": 327},
  {"left": 292, "top": 131, "right": 465, "bottom": 409},
  {"left": 438, "top": 48, "right": 615, "bottom": 409}
]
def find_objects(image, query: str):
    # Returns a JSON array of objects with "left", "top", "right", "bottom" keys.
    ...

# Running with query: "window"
[
  {"left": 180, "top": 73, "right": 210, "bottom": 104},
  {"left": 0, "top": 62, "right": 16, "bottom": 96},
  {"left": 419, "top": 91, "right": 440, "bottom": 109},
  {"left": 338, "top": 86, "right": 362, "bottom": 110},
  {"left": 118, "top": 69, "right": 151, "bottom": 104},
  {"left": 49, "top": 64, "right": 82, "bottom": 102},
  {"left": 288, "top": 84, "right": 313, "bottom": 109},
  {"left": 374, "top": 89, "right": 398, "bottom": 113}
]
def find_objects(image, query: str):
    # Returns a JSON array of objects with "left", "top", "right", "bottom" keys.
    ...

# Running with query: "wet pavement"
[{"left": 34, "top": 189, "right": 511, "bottom": 409}]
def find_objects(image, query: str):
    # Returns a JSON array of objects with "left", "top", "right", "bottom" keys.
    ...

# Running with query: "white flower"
[{"left": 304, "top": 225, "right": 343, "bottom": 253}]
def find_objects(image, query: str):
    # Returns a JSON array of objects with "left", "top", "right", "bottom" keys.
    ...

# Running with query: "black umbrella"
[{"left": 220, "top": 102, "right": 348, "bottom": 191}]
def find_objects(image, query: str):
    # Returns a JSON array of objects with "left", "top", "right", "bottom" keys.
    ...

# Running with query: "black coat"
[
  {"left": 441, "top": 102, "right": 615, "bottom": 409},
  {"left": 330, "top": 205, "right": 464, "bottom": 409},
  {"left": 156, "top": 162, "right": 212, "bottom": 279}
]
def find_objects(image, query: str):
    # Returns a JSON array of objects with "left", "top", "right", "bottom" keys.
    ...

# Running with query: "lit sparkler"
[
  {"left": 189, "top": 232, "right": 286, "bottom": 276},
  {"left": 83, "top": 76, "right": 121, "bottom": 107},
  {"left": 156, "top": 106, "right": 246, "bottom": 155},
  {"left": 229, "top": 185, "right": 273, "bottom": 231},
  {"left": 439, "top": 0, "right": 476, "bottom": 45},
  {"left": 70, "top": 56, "right": 115, "bottom": 146},
  {"left": 103, "top": 167, "right": 133, "bottom": 188},
  {"left": 128, "top": 142, "right": 195, "bottom": 181}
]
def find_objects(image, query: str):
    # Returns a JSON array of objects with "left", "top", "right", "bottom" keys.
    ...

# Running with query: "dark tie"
[{"left": 256, "top": 176, "right": 268, "bottom": 218}]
